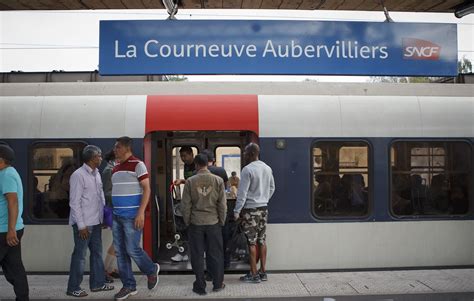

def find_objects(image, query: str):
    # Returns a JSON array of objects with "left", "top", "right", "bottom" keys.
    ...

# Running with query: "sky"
[{"left": 0, "top": 9, "right": 472, "bottom": 82}]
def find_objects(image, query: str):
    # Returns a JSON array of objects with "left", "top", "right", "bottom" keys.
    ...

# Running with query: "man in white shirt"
[{"left": 67, "top": 145, "right": 114, "bottom": 297}]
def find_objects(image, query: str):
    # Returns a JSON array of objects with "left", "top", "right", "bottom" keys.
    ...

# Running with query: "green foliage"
[
  {"left": 166, "top": 75, "right": 188, "bottom": 81},
  {"left": 370, "top": 58, "right": 472, "bottom": 83},
  {"left": 458, "top": 57, "right": 472, "bottom": 74}
]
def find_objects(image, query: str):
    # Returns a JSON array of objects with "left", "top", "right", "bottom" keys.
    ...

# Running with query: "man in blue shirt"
[{"left": 0, "top": 144, "right": 29, "bottom": 301}]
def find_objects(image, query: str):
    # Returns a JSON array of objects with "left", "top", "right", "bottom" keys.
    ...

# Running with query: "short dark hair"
[
  {"left": 116, "top": 136, "right": 133, "bottom": 149},
  {"left": 201, "top": 149, "right": 214, "bottom": 162},
  {"left": 104, "top": 149, "right": 115, "bottom": 162},
  {"left": 231, "top": 171, "right": 237, "bottom": 176},
  {"left": 245, "top": 143, "right": 260, "bottom": 156},
  {"left": 0, "top": 145, "right": 15, "bottom": 165},
  {"left": 179, "top": 146, "right": 193, "bottom": 155},
  {"left": 194, "top": 154, "right": 208, "bottom": 168}
]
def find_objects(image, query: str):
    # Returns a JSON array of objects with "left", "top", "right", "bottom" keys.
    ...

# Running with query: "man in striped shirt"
[{"left": 111, "top": 137, "right": 159, "bottom": 300}]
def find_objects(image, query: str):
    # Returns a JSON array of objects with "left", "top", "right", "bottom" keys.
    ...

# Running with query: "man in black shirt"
[
  {"left": 171, "top": 146, "right": 195, "bottom": 262},
  {"left": 201, "top": 150, "right": 228, "bottom": 187},
  {"left": 175, "top": 146, "right": 195, "bottom": 183}
]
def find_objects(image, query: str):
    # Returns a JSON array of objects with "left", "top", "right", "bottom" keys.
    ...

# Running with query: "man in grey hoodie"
[{"left": 233, "top": 143, "right": 275, "bottom": 284}]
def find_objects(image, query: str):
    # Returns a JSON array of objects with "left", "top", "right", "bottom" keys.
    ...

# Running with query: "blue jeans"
[
  {"left": 67, "top": 224, "right": 105, "bottom": 292},
  {"left": 112, "top": 215, "right": 156, "bottom": 289}
]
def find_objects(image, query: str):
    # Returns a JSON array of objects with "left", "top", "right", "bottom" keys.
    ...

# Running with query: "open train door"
[{"left": 143, "top": 95, "right": 259, "bottom": 271}]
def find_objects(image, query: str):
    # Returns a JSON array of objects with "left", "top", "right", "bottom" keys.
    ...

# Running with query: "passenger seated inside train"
[
  {"left": 314, "top": 173, "right": 368, "bottom": 216},
  {"left": 313, "top": 174, "right": 333, "bottom": 213},
  {"left": 48, "top": 159, "right": 77, "bottom": 218},
  {"left": 351, "top": 174, "right": 366, "bottom": 211},
  {"left": 392, "top": 173, "right": 413, "bottom": 215},
  {"left": 430, "top": 174, "right": 450, "bottom": 212},
  {"left": 450, "top": 185, "right": 468, "bottom": 214},
  {"left": 33, "top": 176, "right": 46, "bottom": 218},
  {"left": 410, "top": 174, "right": 426, "bottom": 214}
]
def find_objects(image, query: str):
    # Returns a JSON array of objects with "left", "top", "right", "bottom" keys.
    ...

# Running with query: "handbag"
[{"left": 103, "top": 205, "right": 113, "bottom": 228}]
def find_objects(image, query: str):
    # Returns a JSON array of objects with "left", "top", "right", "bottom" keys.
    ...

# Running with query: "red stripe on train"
[{"left": 145, "top": 95, "right": 259, "bottom": 134}]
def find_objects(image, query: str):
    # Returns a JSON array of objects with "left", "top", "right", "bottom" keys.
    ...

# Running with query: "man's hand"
[
  {"left": 135, "top": 212, "right": 145, "bottom": 230},
  {"left": 173, "top": 179, "right": 185, "bottom": 185},
  {"left": 6, "top": 230, "right": 19, "bottom": 247},
  {"left": 233, "top": 212, "right": 240, "bottom": 221},
  {"left": 78, "top": 228, "right": 89, "bottom": 240}
]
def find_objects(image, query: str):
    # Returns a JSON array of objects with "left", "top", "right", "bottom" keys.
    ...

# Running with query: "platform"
[{"left": 1, "top": 269, "right": 474, "bottom": 300}]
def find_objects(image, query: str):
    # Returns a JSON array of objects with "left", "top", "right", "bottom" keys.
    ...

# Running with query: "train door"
[{"left": 150, "top": 130, "right": 256, "bottom": 271}]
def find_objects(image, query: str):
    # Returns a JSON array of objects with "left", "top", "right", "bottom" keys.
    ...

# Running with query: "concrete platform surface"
[{"left": 1, "top": 269, "right": 474, "bottom": 300}]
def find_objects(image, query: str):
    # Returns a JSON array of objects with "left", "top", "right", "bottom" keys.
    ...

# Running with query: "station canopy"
[{"left": 0, "top": 0, "right": 468, "bottom": 12}]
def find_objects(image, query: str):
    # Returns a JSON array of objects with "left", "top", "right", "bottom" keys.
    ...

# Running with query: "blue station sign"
[{"left": 99, "top": 20, "right": 458, "bottom": 76}]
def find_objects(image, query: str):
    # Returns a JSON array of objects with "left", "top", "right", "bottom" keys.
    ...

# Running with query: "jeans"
[
  {"left": 189, "top": 223, "right": 224, "bottom": 291},
  {"left": 112, "top": 215, "right": 156, "bottom": 289},
  {"left": 67, "top": 224, "right": 105, "bottom": 292},
  {"left": 0, "top": 229, "right": 29, "bottom": 301}
]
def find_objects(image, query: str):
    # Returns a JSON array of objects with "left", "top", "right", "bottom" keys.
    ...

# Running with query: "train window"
[
  {"left": 391, "top": 141, "right": 471, "bottom": 217},
  {"left": 215, "top": 146, "right": 241, "bottom": 177},
  {"left": 312, "top": 141, "right": 370, "bottom": 218},
  {"left": 171, "top": 146, "right": 198, "bottom": 185},
  {"left": 216, "top": 146, "right": 241, "bottom": 199},
  {"left": 30, "top": 142, "right": 85, "bottom": 220}
]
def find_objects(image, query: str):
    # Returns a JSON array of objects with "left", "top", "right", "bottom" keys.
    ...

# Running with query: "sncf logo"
[{"left": 403, "top": 38, "right": 441, "bottom": 60}]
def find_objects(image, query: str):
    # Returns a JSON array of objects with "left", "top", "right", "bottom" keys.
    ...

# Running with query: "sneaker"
[
  {"left": 239, "top": 272, "right": 261, "bottom": 283},
  {"left": 259, "top": 271, "right": 268, "bottom": 281},
  {"left": 91, "top": 284, "right": 114, "bottom": 292},
  {"left": 105, "top": 275, "right": 115, "bottom": 284},
  {"left": 212, "top": 283, "right": 226, "bottom": 292},
  {"left": 171, "top": 253, "right": 189, "bottom": 262},
  {"left": 192, "top": 288, "right": 207, "bottom": 296},
  {"left": 66, "top": 289, "right": 88, "bottom": 297},
  {"left": 147, "top": 263, "right": 160, "bottom": 290},
  {"left": 109, "top": 271, "right": 120, "bottom": 279},
  {"left": 114, "top": 287, "right": 137, "bottom": 300}
]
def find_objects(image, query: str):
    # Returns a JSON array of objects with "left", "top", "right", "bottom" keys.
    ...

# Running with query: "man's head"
[
  {"left": 193, "top": 153, "right": 208, "bottom": 171},
  {"left": 114, "top": 136, "right": 133, "bottom": 162},
  {"left": 104, "top": 149, "right": 115, "bottom": 163},
  {"left": 231, "top": 171, "right": 237, "bottom": 177},
  {"left": 82, "top": 145, "right": 102, "bottom": 169},
  {"left": 0, "top": 144, "right": 15, "bottom": 170},
  {"left": 179, "top": 146, "right": 194, "bottom": 165},
  {"left": 244, "top": 143, "right": 260, "bottom": 164},
  {"left": 201, "top": 149, "right": 215, "bottom": 166}
]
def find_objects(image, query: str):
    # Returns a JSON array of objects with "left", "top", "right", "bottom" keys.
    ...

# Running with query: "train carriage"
[{"left": 0, "top": 81, "right": 473, "bottom": 272}]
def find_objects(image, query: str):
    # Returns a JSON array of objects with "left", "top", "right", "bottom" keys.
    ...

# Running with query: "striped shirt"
[{"left": 111, "top": 155, "right": 149, "bottom": 217}]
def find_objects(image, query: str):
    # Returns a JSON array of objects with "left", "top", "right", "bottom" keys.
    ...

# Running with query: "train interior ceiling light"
[{"left": 454, "top": 1, "right": 474, "bottom": 18}]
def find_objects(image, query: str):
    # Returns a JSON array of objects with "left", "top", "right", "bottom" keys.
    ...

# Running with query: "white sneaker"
[
  {"left": 171, "top": 253, "right": 186, "bottom": 262},
  {"left": 182, "top": 255, "right": 189, "bottom": 261}
]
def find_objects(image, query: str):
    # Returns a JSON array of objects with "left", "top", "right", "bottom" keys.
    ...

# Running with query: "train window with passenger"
[
  {"left": 215, "top": 146, "right": 241, "bottom": 198},
  {"left": 312, "top": 141, "right": 370, "bottom": 218},
  {"left": 391, "top": 141, "right": 471, "bottom": 217},
  {"left": 30, "top": 142, "right": 85, "bottom": 220}
]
